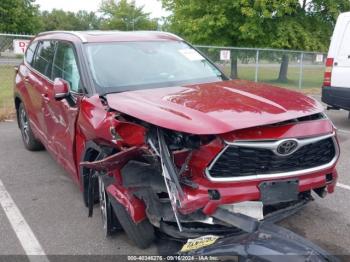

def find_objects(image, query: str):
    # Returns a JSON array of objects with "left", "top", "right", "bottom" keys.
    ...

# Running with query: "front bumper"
[
  {"left": 180, "top": 168, "right": 338, "bottom": 215},
  {"left": 180, "top": 125, "right": 339, "bottom": 215},
  {"left": 322, "top": 86, "right": 350, "bottom": 111}
]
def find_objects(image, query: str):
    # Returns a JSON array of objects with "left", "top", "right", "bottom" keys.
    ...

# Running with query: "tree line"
[
  {"left": 162, "top": 0, "right": 350, "bottom": 81},
  {"left": 0, "top": 0, "right": 159, "bottom": 34}
]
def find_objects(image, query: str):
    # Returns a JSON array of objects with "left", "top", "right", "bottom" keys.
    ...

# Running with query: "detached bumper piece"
[
  {"left": 179, "top": 222, "right": 338, "bottom": 262},
  {"left": 172, "top": 208, "right": 339, "bottom": 262}
]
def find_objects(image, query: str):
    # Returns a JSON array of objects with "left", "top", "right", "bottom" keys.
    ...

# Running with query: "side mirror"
[{"left": 53, "top": 78, "right": 70, "bottom": 100}]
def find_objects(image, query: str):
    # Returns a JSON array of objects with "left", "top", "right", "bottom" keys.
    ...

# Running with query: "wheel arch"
[
  {"left": 79, "top": 140, "right": 104, "bottom": 206},
  {"left": 79, "top": 140, "right": 147, "bottom": 223}
]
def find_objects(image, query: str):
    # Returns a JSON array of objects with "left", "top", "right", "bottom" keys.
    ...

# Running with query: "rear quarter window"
[
  {"left": 25, "top": 41, "right": 38, "bottom": 65},
  {"left": 32, "top": 41, "right": 56, "bottom": 79}
]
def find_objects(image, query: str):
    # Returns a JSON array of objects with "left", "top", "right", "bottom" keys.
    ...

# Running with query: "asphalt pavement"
[{"left": 0, "top": 100, "right": 349, "bottom": 259}]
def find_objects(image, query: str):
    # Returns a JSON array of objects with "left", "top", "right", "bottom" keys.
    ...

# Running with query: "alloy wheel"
[
  {"left": 20, "top": 107, "right": 30, "bottom": 145},
  {"left": 98, "top": 176, "right": 108, "bottom": 235}
]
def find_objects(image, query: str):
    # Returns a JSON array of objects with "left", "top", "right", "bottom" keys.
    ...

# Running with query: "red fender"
[{"left": 106, "top": 183, "right": 146, "bottom": 223}]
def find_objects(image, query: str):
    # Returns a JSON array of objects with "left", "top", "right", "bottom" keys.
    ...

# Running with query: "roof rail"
[
  {"left": 37, "top": 31, "right": 87, "bottom": 42},
  {"left": 133, "top": 30, "right": 183, "bottom": 41},
  {"left": 36, "top": 30, "right": 181, "bottom": 43},
  {"left": 160, "top": 31, "right": 183, "bottom": 41}
]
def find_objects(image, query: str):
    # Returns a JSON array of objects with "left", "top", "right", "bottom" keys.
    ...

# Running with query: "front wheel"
[
  {"left": 18, "top": 103, "right": 43, "bottom": 151},
  {"left": 111, "top": 198, "right": 155, "bottom": 249}
]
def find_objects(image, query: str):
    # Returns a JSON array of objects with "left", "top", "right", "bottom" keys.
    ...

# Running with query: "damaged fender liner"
[
  {"left": 79, "top": 146, "right": 143, "bottom": 218},
  {"left": 80, "top": 146, "right": 142, "bottom": 172}
]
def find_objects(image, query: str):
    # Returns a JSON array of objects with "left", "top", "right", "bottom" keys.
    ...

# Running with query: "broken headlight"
[{"left": 164, "top": 131, "right": 201, "bottom": 150}]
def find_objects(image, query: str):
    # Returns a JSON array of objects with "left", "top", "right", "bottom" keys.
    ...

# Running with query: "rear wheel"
[
  {"left": 18, "top": 103, "right": 43, "bottom": 151},
  {"left": 111, "top": 199, "right": 155, "bottom": 249}
]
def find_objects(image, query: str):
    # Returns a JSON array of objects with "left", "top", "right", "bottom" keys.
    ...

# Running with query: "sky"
[{"left": 34, "top": 0, "right": 170, "bottom": 18}]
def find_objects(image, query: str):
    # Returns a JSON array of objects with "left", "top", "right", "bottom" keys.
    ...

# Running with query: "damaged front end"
[{"left": 79, "top": 108, "right": 339, "bottom": 261}]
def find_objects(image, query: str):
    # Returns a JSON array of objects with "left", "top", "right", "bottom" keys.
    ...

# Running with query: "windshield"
[{"left": 85, "top": 41, "right": 224, "bottom": 94}]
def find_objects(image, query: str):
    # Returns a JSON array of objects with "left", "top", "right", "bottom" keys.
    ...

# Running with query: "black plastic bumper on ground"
[
  {"left": 181, "top": 222, "right": 339, "bottom": 262},
  {"left": 322, "top": 86, "right": 350, "bottom": 111},
  {"left": 164, "top": 205, "right": 338, "bottom": 261}
]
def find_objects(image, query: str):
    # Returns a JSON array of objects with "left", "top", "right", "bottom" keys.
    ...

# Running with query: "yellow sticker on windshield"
[{"left": 180, "top": 235, "right": 219, "bottom": 252}]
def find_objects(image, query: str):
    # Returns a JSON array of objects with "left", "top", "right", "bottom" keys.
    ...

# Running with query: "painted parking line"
[
  {"left": 337, "top": 183, "right": 350, "bottom": 191},
  {"left": 338, "top": 129, "right": 350, "bottom": 135},
  {"left": 0, "top": 179, "right": 49, "bottom": 262}
]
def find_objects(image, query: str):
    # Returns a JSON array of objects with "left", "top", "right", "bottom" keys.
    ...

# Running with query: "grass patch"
[
  {"left": 223, "top": 65, "right": 324, "bottom": 94},
  {"left": 0, "top": 107, "right": 15, "bottom": 121},
  {"left": 0, "top": 65, "right": 15, "bottom": 120}
]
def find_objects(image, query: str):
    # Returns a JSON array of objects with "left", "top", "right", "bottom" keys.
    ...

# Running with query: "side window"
[
  {"left": 25, "top": 41, "right": 38, "bottom": 65},
  {"left": 52, "top": 42, "right": 81, "bottom": 93},
  {"left": 32, "top": 41, "right": 56, "bottom": 79}
]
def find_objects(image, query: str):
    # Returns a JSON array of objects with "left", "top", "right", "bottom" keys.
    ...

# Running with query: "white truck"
[{"left": 322, "top": 11, "right": 350, "bottom": 118}]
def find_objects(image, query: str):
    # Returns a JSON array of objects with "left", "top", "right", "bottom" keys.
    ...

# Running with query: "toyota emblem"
[{"left": 276, "top": 140, "right": 298, "bottom": 155}]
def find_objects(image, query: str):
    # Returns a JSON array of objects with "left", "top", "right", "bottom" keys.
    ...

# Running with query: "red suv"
[{"left": 14, "top": 31, "right": 339, "bottom": 251}]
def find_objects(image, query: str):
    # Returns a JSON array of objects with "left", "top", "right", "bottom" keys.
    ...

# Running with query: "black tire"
[
  {"left": 18, "top": 103, "right": 44, "bottom": 151},
  {"left": 111, "top": 200, "right": 155, "bottom": 249},
  {"left": 80, "top": 144, "right": 105, "bottom": 207},
  {"left": 81, "top": 170, "right": 99, "bottom": 208}
]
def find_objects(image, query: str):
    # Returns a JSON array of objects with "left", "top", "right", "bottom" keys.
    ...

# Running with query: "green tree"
[
  {"left": 75, "top": 10, "right": 102, "bottom": 30},
  {"left": 40, "top": 9, "right": 101, "bottom": 31},
  {"left": 0, "top": 0, "right": 41, "bottom": 33},
  {"left": 99, "top": 0, "right": 158, "bottom": 31},
  {"left": 162, "top": 0, "right": 350, "bottom": 81}
]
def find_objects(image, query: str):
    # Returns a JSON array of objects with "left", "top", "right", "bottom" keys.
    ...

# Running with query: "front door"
[{"left": 44, "top": 41, "right": 82, "bottom": 178}]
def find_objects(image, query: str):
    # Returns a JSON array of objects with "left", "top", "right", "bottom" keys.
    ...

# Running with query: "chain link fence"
[
  {"left": 0, "top": 33, "right": 327, "bottom": 119},
  {"left": 195, "top": 45, "right": 327, "bottom": 91},
  {"left": 0, "top": 33, "right": 33, "bottom": 119}
]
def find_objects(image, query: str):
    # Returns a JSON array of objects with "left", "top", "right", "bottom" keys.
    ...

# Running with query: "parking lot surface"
[{"left": 0, "top": 101, "right": 349, "bottom": 258}]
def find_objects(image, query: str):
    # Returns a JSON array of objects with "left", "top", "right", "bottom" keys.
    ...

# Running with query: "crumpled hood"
[{"left": 105, "top": 80, "right": 324, "bottom": 135}]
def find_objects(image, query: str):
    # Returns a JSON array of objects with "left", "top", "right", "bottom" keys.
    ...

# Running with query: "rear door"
[
  {"left": 44, "top": 41, "right": 82, "bottom": 178},
  {"left": 20, "top": 41, "right": 39, "bottom": 131},
  {"left": 26, "top": 40, "right": 56, "bottom": 143},
  {"left": 331, "top": 16, "right": 350, "bottom": 88}
]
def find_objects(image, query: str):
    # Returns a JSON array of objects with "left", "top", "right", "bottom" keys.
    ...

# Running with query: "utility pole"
[{"left": 131, "top": 0, "right": 136, "bottom": 31}]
